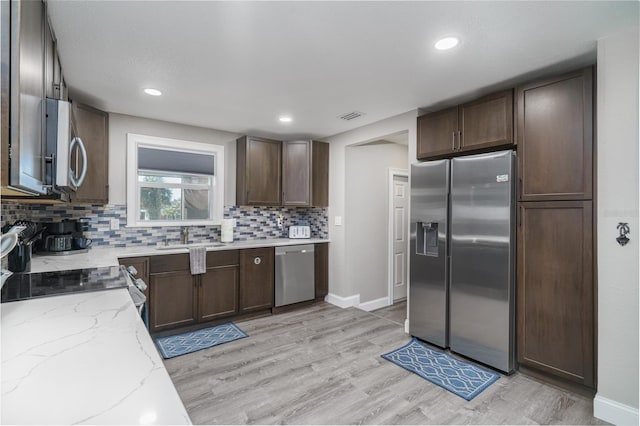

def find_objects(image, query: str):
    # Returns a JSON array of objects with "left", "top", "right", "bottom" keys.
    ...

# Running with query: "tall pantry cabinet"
[{"left": 516, "top": 67, "right": 595, "bottom": 391}]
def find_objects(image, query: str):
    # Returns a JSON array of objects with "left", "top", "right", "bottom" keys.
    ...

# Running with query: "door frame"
[{"left": 388, "top": 168, "right": 409, "bottom": 305}]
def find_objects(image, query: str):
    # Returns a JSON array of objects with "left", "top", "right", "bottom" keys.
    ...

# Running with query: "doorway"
[{"left": 388, "top": 169, "right": 409, "bottom": 304}]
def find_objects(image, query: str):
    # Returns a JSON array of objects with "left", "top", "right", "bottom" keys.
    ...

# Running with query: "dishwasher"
[{"left": 275, "top": 244, "right": 315, "bottom": 307}]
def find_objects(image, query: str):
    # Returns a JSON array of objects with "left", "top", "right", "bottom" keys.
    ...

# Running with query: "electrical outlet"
[
  {"left": 110, "top": 218, "right": 120, "bottom": 230},
  {"left": 231, "top": 219, "right": 237, "bottom": 228},
  {"left": 334, "top": 216, "right": 342, "bottom": 226}
]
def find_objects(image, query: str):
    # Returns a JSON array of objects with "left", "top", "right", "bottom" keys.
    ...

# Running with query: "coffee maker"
[{"left": 36, "top": 219, "right": 92, "bottom": 254}]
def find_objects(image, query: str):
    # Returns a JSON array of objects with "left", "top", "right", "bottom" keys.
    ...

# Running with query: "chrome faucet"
[{"left": 181, "top": 227, "right": 189, "bottom": 244}]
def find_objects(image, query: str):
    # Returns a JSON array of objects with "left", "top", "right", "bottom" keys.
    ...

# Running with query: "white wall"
[
  {"left": 108, "top": 113, "right": 240, "bottom": 205},
  {"left": 345, "top": 143, "right": 408, "bottom": 303},
  {"left": 326, "top": 110, "right": 417, "bottom": 304},
  {"left": 594, "top": 26, "right": 639, "bottom": 425}
]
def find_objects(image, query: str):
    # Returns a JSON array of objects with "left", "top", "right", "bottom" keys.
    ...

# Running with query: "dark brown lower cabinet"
[
  {"left": 314, "top": 243, "right": 329, "bottom": 299},
  {"left": 149, "top": 270, "right": 197, "bottom": 332},
  {"left": 148, "top": 251, "right": 240, "bottom": 333},
  {"left": 517, "top": 201, "right": 594, "bottom": 388},
  {"left": 199, "top": 265, "right": 239, "bottom": 322},
  {"left": 239, "top": 248, "right": 274, "bottom": 313}
]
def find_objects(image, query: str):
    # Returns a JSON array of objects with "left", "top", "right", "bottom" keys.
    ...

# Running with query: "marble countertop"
[
  {"left": 30, "top": 238, "right": 330, "bottom": 273},
  {"left": 1, "top": 288, "right": 191, "bottom": 425}
]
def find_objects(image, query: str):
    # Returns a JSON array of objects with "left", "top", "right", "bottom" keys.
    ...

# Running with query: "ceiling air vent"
[{"left": 338, "top": 111, "right": 365, "bottom": 121}]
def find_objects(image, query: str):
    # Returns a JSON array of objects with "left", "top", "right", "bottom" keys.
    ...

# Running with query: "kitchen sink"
[{"left": 156, "top": 242, "right": 226, "bottom": 250}]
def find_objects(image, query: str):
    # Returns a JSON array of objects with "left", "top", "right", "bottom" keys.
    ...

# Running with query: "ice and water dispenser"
[{"left": 416, "top": 222, "right": 439, "bottom": 257}]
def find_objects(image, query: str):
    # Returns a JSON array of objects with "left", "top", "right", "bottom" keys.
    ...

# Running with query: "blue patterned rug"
[
  {"left": 382, "top": 338, "right": 499, "bottom": 400},
  {"left": 155, "top": 322, "right": 248, "bottom": 359}
]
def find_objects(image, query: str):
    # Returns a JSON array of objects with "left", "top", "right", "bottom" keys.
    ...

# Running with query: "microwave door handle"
[{"left": 69, "top": 136, "right": 88, "bottom": 189}]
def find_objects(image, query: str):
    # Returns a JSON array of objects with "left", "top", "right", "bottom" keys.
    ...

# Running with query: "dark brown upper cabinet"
[
  {"left": 283, "top": 140, "right": 311, "bottom": 206},
  {"left": 459, "top": 90, "right": 513, "bottom": 151},
  {"left": 283, "top": 140, "right": 329, "bottom": 207},
  {"left": 311, "top": 141, "right": 329, "bottom": 207},
  {"left": 71, "top": 102, "right": 109, "bottom": 204},
  {"left": 236, "top": 136, "right": 282, "bottom": 206},
  {"left": 517, "top": 67, "right": 593, "bottom": 201},
  {"left": 417, "top": 90, "right": 514, "bottom": 160},
  {"left": 417, "top": 107, "right": 458, "bottom": 159},
  {"left": 517, "top": 200, "right": 594, "bottom": 388}
]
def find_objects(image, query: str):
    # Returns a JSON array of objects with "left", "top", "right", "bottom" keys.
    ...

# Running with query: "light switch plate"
[
  {"left": 334, "top": 216, "right": 342, "bottom": 226},
  {"left": 110, "top": 218, "right": 120, "bottom": 230}
]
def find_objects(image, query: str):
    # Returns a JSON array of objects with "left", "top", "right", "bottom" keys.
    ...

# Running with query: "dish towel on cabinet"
[{"left": 189, "top": 247, "right": 207, "bottom": 275}]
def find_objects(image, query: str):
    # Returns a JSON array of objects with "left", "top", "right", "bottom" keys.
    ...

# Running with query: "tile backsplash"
[{"left": 1, "top": 202, "right": 328, "bottom": 247}]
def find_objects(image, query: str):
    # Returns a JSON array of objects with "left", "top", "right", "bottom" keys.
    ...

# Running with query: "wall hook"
[{"left": 616, "top": 222, "right": 630, "bottom": 246}]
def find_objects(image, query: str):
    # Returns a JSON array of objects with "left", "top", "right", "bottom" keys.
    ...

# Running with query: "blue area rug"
[
  {"left": 382, "top": 338, "right": 499, "bottom": 400},
  {"left": 155, "top": 322, "right": 248, "bottom": 359}
]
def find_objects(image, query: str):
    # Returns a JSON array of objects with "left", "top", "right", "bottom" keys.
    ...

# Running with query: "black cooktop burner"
[{"left": 1, "top": 266, "right": 128, "bottom": 303}]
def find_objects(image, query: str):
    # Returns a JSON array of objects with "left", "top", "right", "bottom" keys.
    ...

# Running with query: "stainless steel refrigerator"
[{"left": 409, "top": 150, "right": 516, "bottom": 374}]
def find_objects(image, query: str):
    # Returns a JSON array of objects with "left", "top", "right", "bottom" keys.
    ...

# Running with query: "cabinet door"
[
  {"left": 459, "top": 90, "right": 513, "bottom": 151},
  {"left": 238, "top": 137, "right": 282, "bottom": 206},
  {"left": 314, "top": 243, "right": 329, "bottom": 299},
  {"left": 311, "top": 141, "right": 329, "bottom": 207},
  {"left": 44, "top": 15, "right": 55, "bottom": 99},
  {"left": 518, "top": 68, "right": 593, "bottom": 201},
  {"left": 1, "top": 1, "right": 9, "bottom": 188},
  {"left": 239, "top": 248, "right": 274, "bottom": 313},
  {"left": 199, "top": 265, "right": 239, "bottom": 322},
  {"left": 282, "top": 140, "right": 311, "bottom": 206},
  {"left": 517, "top": 201, "right": 594, "bottom": 388},
  {"left": 71, "top": 102, "right": 109, "bottom": 204},
  {"left": 417, "top": 107, "right": 458, "bottom": 160},
  {"left": 9, "top": 0, "right": 47, "bottom": 194},
  {"left": 149, "top": 271, "right": 197, "bottom": 332}
]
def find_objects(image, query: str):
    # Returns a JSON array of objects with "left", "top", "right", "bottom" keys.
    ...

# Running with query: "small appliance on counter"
[
  {"left": 35, "top": 219, "right": 92, "bottom": 255},
  {"left": 288, "top": 225, "right": 311, "bottom": 239}
]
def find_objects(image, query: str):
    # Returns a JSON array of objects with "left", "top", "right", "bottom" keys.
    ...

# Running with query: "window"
[{"left": 126, "top": 134, "right": 224, "bottom": 227}]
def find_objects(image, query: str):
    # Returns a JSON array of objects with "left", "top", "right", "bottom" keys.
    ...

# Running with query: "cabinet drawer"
[
  {"left": 206, "top": 250, "right": 239, "bottom": 267},
  {"left": 149, "top": 253, "right": 190, "bottom": 273}
]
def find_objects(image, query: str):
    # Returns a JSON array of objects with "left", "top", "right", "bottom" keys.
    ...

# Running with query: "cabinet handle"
[
  {"left": 452, "top": 132, "right": 456, "bottom": 151},
  {"left": 458, "top": 131, "right": 462, "bottom": 150},
  {"left": 254, "top": 257, "right": 262, "bottom": 265}
]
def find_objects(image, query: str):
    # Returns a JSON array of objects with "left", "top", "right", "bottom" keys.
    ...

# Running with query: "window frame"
[{"left": 126, "top": 133, "right": 225, "bottom": 227}]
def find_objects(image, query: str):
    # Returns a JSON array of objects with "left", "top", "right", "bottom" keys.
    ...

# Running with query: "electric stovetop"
[{"left": 1, "top": 266, "right": 128, "bottom": 303}]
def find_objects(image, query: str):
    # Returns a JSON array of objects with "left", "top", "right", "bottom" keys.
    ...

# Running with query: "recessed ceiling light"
[
  {"left": 143, "top": 88, "right": 162, "bottom": 96},
  {"left": 434, "top": 37, "right": 459, "bottom": 51},
  {"left": 279, "top": 116, "right": 292, "bottom": 123}
]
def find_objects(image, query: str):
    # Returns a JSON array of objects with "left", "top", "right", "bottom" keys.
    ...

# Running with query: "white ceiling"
[{"left": 47, "top": 1, "right": 638, "bottom": 140}]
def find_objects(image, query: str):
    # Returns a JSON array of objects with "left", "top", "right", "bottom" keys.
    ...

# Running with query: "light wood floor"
[{"left": 164, "top": 302, "right": 606, "bottom": 425}]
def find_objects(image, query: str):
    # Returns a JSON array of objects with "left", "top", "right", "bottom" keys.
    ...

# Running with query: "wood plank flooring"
[{"left": 164, "top": 302, "right": 606, "bottom": 425}]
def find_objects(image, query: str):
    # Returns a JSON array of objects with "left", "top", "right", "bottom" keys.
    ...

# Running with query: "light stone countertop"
[
  {"left": 30, "top": 238, "right": 330, "bottom": 273},
  {"left": 1, "top": 288, "right": 191, "bottom": 425}
]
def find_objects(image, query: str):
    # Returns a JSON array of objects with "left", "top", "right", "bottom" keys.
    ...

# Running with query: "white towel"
[{"left": 189, "top": 246, "right": 207, "bottom": 275}]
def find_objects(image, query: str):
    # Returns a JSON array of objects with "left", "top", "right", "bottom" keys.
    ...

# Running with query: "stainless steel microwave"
[{"left": 45, "top": 99, "right": 87, "bottom": 193}]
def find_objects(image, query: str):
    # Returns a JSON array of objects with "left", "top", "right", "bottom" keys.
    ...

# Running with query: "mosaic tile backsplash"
[{"left": 1, "top": 202, "right": 328, "bottom": 248}]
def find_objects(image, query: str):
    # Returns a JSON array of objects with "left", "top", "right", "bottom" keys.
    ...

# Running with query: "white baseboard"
[
  {"left": 404, "top": 319, "right": 410, "bottom": 334},
  {"left": 358, "top": 297, "right": 390, "bottom": 312},
  {"left": 325, "top": 293, "right": 360, "bottom": 309},
  {"left": 594, "top": 394, "right": 639, "bottom": 425}
]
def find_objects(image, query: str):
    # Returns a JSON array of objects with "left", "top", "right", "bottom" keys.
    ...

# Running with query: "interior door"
[{"left": 392, "top": 174, "right": 409, "bottom": 302}]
